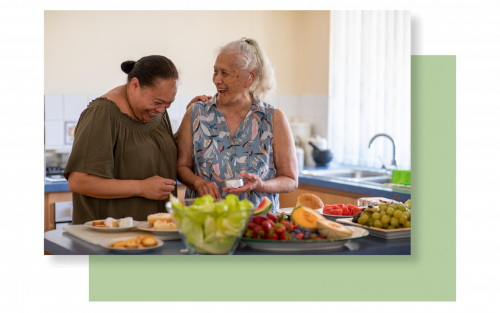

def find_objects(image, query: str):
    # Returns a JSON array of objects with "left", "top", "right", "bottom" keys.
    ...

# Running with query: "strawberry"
[
  {"left": 267, "top": 213, "right": 279, "bottom": 222},
  {"left": 252, "top": 216, "right": 269, "bottom": 225},
  {"left": 275, "top": 223, "right": 285, "bottom": 234},
  {"left": 262, "top": 220, "right": 275, "bottom": 232},
  {"left": 266, "top": 230, "right": 278, "bottom": 240}
]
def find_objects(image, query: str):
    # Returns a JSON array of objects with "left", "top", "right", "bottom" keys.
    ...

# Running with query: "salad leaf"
[{"left": 193, "top": 194, "right": 214, "bottom": 206}]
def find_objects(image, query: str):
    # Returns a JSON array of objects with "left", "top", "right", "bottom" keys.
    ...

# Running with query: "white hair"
[{"left": 217, "top": 37, "right": 277, "bottom": 103}]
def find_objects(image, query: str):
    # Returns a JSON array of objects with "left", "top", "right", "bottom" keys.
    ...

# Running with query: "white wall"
[{"left": 44, "top": 10, "right": 330, "bottom": 151}]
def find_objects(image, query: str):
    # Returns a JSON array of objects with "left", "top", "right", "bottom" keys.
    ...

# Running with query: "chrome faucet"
[{"left": 368, "top": 134, "right": 397, "bottom": 169}]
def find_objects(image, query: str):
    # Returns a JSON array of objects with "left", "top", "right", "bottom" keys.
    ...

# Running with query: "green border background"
[{"left": 89, "top": 56, "right": 456, "bottom": 301}]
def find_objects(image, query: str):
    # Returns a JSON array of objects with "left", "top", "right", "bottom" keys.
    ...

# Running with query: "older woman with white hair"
[{"left": 177, "top": 37, "right": 298, "bottom": 212}]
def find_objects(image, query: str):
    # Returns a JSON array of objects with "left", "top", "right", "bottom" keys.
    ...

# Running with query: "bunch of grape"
[{"left": 352, "top": 201, "right": 411, "bottom": 229}]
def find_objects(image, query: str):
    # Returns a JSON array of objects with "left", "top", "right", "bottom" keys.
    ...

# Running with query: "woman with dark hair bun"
[{"left": 64, "top": 55, "right": 212, "bottom": 224}]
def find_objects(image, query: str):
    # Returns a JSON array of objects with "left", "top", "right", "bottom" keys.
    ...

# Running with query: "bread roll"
[
  {"left": 147, "top": 213, "right": 173, "bottom": 226},
  {"left": 92, "top": 220, "right": 105, "bottom": 226},
  {"left": 296, "top": 193, "right": 324, "bottom": 210}
]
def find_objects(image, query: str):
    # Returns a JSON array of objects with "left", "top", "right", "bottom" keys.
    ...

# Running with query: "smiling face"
[
  {"left": 129, "top": 78, "right": 178, "bottom": 122},
  {"left": 213, "top": 52, "right": 253, "bottom": 106}
]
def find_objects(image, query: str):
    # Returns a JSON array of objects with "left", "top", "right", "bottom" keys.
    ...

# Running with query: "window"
[{"left": 328, "top": 11, "right": 411, "bottom": 170}]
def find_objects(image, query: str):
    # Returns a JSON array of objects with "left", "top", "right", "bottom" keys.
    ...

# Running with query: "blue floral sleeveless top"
[{"left": 185, "top": 93, "right": 279, "bottom": 212}]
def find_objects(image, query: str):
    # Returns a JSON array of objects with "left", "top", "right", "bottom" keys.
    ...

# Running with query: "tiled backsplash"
[{"left": 44, "top": 94, "right": 329, "bottom": 151}]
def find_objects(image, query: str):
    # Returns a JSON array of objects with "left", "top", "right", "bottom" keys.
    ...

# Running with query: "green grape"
[
  {"left": 368, "top": 218, "right": 374, "bottom": 227},
  {"left": 387, "top": 207, "right": 394, "bottom": 216},
  {"left": 404, "top": 221, "right": 411, "bottom": 228},
  {"left": 379, "top": 204, "right": 388, "bottom": 211},
  {"left": 380, "top": 210, "right": 387, "bottom": 217},
  {"left": 387, "top": 225, "right": 395, "bottom": 229},
  {"left": 402, "top": 212, "right": 409, "bottom": 219},
  {"left": 388, "top": 204, "right": 396, "bottom": 210},
  {"left": 382, "top": 223, "right": 389, "bottom": 229},
  {"left": 372, "top": 212, "right": 381, "bottom": 220},
  {"left": 390, "top": 217, "right": 399, "bottom": 227},
  {"left": 405, "top": 199, "right": 411, "bottom": 209},
  {"left": 394, "top": 210, "right": 403, "bottom": 218},
  {"left": 399, "top": 216, "right": 408, "bottom": 225},
  {"left": 358, "top": 215, "right": 369, "bottom": 225},
  {"left": 373, "top": 220, "right": 383, "bottom": 228},
  {"left": 397, "top": 204, "right": 405, "bottom": 211},
  {"left": 381, "top": 215, "right": 390, "bottom": 224}
]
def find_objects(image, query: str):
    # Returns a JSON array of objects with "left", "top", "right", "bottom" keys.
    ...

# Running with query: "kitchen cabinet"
[
  {"left": 279, "top": 183, "right": 373, "bottom": 208},
  {"left": 44, "top": 191, "right": 72, "bottom": 232}
]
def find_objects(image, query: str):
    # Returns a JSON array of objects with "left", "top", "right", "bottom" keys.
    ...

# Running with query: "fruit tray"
[
  {"left": 336, "top": 218, "right": 411, "bottom": 239},
  {"left": 241, "top": 226, "right": 368, "bottom": 252}
]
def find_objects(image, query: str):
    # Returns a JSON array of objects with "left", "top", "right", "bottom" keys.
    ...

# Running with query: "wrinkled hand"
[
  {"left": 140, "top": 176, "right": 176, "bottom": 200},
  {"left": 222, "top": 172, "right": 263, "bottom": 195},
  {"left": 186, "top": 95, "right": 213, "bottom": 110},
  {"left": 194, "top": 179, "right": 221, "bottom": 199}
]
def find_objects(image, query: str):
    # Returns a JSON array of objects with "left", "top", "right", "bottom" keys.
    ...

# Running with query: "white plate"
[
  {"left": 242, "top": 226, "right": 368, "bottom": 252},
  {"left": 99, "top": 236, "right": 164, "bottom": 253},
  {"left": 84, "top": 220, "right": 139, "bottom": 232},
  {"left": 314, "top": 208, "right": 356, "bottom": 221},
  {"left": 136, "top": 222, "right": 181, "bottom": 240},
  {"left": 276, "top": 207, "right": 294, "bottom": 215},
  {"left": 336, "top": 218, "right": 411, "bottom": 239}
]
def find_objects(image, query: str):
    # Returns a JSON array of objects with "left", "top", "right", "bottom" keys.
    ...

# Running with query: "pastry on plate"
[
  {"left": 118, "top": 217, "right": 134, "bottom": 228},
  {"left": 147, "top": 213, "right": 173, "bottom": 226},
  {"left": 152, "top": 219, "right": 177, "bottom": 231},
  {"left": 104, "top": 217, "right": 118, "bottom": 228}
]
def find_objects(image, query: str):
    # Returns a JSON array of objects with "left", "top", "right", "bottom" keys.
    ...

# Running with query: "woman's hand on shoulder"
[
  {"left": 186, "top": 95, "right": 212, "bottom": 110},
  {"left": 140, "top": 176, "right": 176, "bottom": 200},
  {"left": 223, "top": 172, "right": 263, "bottom": 195},
  {"left": 194, "top": 179, "right": 221, "bottom": 199}
]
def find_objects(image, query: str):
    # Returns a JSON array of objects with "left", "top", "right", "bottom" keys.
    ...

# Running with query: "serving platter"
[
  {"left": 241, "top": 226, "right": 368, "bottom": 252},
  {"left": 99, "top": 236, "right": 164, "bottom": 254},
  {"left": 84, "top": 220, "right": 140, "bottom": 232},
  {"left": 336, "top": 218, "right": 411, "bottom": 239},
  {"left": 136, "top": 222, "right": 181, "bottom": 240}
]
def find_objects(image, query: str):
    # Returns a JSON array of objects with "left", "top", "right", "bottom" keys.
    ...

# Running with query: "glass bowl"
[{"left": 166, "top": 198, "right": 255, "bottom": 255}]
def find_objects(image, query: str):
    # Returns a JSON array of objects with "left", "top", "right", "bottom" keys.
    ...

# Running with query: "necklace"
[{"left": 124, "top": 86, "right": 144, "bottom": 122}]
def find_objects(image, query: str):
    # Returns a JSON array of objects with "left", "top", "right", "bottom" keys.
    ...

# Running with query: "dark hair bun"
[{"left": 121, "top": 60, "right": 136, "bottom": 74}]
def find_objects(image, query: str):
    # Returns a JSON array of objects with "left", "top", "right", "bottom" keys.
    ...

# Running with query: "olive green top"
[{"left": 63, "top": 98, "right": 177, "bottom": 224}]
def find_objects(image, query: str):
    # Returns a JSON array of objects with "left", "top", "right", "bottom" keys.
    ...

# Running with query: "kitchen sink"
[{"left": 301, "top": 169, "right": 393, "bottom": 184}]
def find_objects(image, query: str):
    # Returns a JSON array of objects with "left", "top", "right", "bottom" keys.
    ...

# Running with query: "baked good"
[
  {"left": 107, "top": 235, "right": 157, "bottom": 249},
  {"left": 141, "top": 235, "right": 157, "bottom": 247},
  {"left": 147, "top": 213, "right": 173, "bottom": 226},
  {"left": 296, "top": 193, "right": 324, "bottom": 210},
  {"left": 104, "top": 217, "right": 118, "bottom": 228},
  {"left": 92, "top": 220, "right": 105, "bottom": 226},
  {"left": 153, "top": 219, "right": 177, "bottom": 231},
  {"left": 118, "top": 217, "right": 133, "bottom": 228}
]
